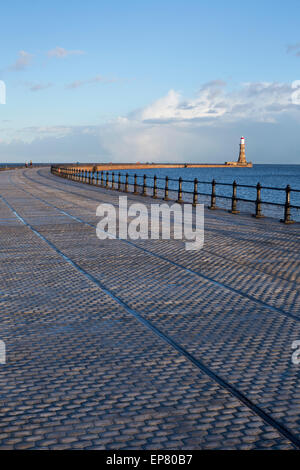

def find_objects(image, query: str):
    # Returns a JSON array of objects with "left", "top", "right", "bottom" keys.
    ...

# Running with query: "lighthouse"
[{"left": 238, "top": 136, "right": 246, "bottom": 164}]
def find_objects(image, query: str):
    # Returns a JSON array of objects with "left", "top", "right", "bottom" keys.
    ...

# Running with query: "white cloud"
[
  {"left": 47, "top": 47, "right": 85, "bottom": 58},
  {"left": 66, "top": 75, "right": 119, "bottom": 89},
  {"left": 134, "top": 81, "right": 299, "bottom": 124},
  {"left": 9, "top": 51, "right": 33, "bottom": 71},
  {"left": 24, "top": 82, "right": 53, "bottom": 92}
]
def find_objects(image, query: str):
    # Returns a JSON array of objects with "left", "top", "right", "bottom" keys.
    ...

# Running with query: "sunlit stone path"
[{"left": 0, "top": 167, "right": 299, "bottom": 450}]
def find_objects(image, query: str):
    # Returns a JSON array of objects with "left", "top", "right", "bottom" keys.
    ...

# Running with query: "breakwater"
[{"left": 61, "top": 162, "right": 252, "bottom": 171}]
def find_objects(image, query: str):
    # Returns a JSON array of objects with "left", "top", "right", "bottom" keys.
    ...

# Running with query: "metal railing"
[{"left": 51, "top": 166, "right": 300, "bottom": 224}]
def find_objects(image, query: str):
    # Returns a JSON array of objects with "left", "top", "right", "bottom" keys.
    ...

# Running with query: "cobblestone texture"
[{"left": 0, "top": 167, "right": 299, "bottom": 449}]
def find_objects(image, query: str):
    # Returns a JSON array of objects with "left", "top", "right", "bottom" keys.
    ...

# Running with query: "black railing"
[{"left": 50, "top": 166, "right": 300, "bottom": 224}]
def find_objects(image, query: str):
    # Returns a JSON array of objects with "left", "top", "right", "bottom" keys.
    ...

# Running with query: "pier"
[{"left": 0, "top": 166, "right": 300, "bottom": 450}]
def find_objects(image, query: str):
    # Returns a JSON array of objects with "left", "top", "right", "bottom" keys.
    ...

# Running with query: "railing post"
[
  {"left": 193, "top": 178, "right": 198, "bottom": 206},
  {"left": 118, "top": 172, "right": 121, "bottom": 191},
  {"left": 96, "top": 170, "right": 99, "bottom": 185},
  {"left": 152, "top": 175, "right": 158, "bottom": 199},
  {"left": 280, "top": 185, "right": 294, "bottom": 224},
  {"left": 142, "top": 174, "right": 147, "bottom": 196},
  {"left": 209, "top": 179, "right": 217, "bottom": 209},
  {"left": 133, "top": 174, "right": 138, "bottom": 194},
  {"left": 89, "top": 171, "right": 91, "bottom": 184},
  {"left": 163, "top": 176, "right": 169, "bottom": 201},
  {"left": 229, "top": 181, "right": 239, "bottom": 214},
  {"left": 111, "top": 172, "right": 115, "bottom": 190},
  {"left": 125, "top": 173, "right": 129, "bottom": 193},
  {"left": 100, "top": 171, "right": 104, "bottom": 187},
  {"left": 176, "top": 177, "right": 183, "bottom": 203},
  {"left": 105, "top": 172, "right": 109, "bottom": 189},
  {"left": 252, "top": 183, "right": 263, "bottom": 218}
]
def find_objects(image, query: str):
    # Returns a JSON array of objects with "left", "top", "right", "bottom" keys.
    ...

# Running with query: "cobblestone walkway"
[{"left": 0, "top": 167, "right": 299, "bottom": 450}]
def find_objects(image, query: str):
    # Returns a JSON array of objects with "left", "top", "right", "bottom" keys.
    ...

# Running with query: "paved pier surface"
[{"left": 0, "top": 167, "right": 299, "bottom": 450}]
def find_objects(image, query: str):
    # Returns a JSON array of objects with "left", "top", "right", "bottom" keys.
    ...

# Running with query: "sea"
[
  {"left": 125, "top": 164, "right": 300, "bottom": 222},
  {"left": 1, "top": 163, "right": 300, "bottom": 221}
]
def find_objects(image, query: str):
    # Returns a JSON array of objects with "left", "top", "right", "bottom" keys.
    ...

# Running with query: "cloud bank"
[
  {"left": 1, "top": 80, "right": 300, "bottom": 163},
  {"left": 134, "top": 81, "right": 299, "bottom": 124}
]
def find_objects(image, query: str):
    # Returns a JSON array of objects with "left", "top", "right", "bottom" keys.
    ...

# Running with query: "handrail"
[{"left": 50, "top": 165, "right": 299, "bottom": 224}]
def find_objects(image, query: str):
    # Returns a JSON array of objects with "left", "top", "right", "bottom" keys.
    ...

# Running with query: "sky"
[{"left": 1, "top": 0, "right": 300, "bottom": 164}]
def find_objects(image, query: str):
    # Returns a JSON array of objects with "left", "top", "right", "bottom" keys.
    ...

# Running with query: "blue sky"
[{"left": 1, "top": 0, "right": 300, "bottom": 163}]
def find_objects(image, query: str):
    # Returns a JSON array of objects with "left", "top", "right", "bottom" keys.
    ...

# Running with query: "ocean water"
[
  {"left": 0, "top": 163, "right": 24, "bottom": 168},
  {"left": 123, "top": 164, "right": 300, "bottom": 222}
]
